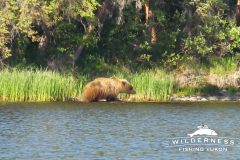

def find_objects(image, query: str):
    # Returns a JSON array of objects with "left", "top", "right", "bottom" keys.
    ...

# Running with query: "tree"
[
  {"left": 0, "top": 0, "right": 100, "bottom": 67},
  {"left": 145, "top": 0, "right": 156, "bottom": 44},
  {"left": 73, "top": 0, "right": 109, "bottom": 65},
  {"left": 183, "top": 0, "right": 231, "bottom": 57},
  {"left": 160, "top": 0, "right": 240, "bottom": 67},
  {"left": 236, "top": 0, "right": 240, "bottom": 25}
]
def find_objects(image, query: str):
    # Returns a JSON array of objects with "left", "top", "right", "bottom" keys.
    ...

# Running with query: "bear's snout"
[{"left": 130, "top": 90, "right": 136, "bottom": 94}]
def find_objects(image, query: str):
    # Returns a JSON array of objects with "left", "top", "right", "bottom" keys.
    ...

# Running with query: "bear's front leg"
[
  {"left": 115, "top": 98, "right": 123, "bottom": 102},
  {"left": 106, "top": 96, "right": 123, "bottom": 102}
]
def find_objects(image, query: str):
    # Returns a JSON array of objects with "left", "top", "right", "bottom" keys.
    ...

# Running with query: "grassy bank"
[
  {"left": 1, "top": 56, "right": 240, "bottom": 102},
  {"left": 0, "top": 69, "right": 84, "bottom": 101},
  {"left": 114, "top": 70, "right": 175, "bottom": 101},
  {"left": 0, "top": 68, "right": 175, "bottom": 101}
]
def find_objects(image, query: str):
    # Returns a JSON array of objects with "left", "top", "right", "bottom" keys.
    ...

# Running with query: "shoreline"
[
  {"left": 59, "top": 95, "right": 240, "bottom": 102},
  {"left": 169, "top": 95, "right": 240, "bottom": 102},
  {"left": 0, "top": 95, "right": 240, "bottom": 102},
  {"left": 1, "top": 68, "right": 240, "bottom": 103},
  {"left": 1, "top": 92, "right": 240, "bottom": 102}
]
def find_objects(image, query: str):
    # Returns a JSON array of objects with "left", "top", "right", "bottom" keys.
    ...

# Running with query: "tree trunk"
[
  {"left": 39, "top": 23, "right": 53, "bottom": 63},
  {"left": 238, "top": 0, "right": 240, "bottom": 13},
  {"left": 145, "top": 0, "right": 156, "bottom": 44},
  {"left": 149, "top": 10, "right": 156, "bottom": 44},
  {"left": 185, "top": 4, "right": 194, "bottom": 37},
  {"left": 145, "top": 0, "right": 149, "bottom": 24},
  {"left": 237, "top": 0, "right": 240, "bottom": 25},
  {"left": 73, "top": 0, "right": 109, "bottom": 64},
  {"left": 39, "top": 34, "right": 49, "bottom": 58}
]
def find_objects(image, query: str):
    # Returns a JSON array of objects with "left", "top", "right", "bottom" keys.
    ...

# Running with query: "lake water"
[{"left": 0, "top": 102, "right": 240, "bottom": 159}]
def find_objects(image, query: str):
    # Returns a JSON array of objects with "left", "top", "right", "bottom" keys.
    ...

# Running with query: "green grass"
[
  {"left": 1, "top": 55, "right": 239, "bottom": 102},
  {"left": 178, "top": 56, "right": 239, "bottom": 76},
  {"left": 112, "top": 69, "right": 175, "bottom": 101},
  {"left": 0, "top": 68, "right": 176, "bottom": 101},
  {"left": 0, "top": 69, "right": 89, "bottom": 101},
  {"left": 209, "top": 56, "right": 238, "bottom": 76}
]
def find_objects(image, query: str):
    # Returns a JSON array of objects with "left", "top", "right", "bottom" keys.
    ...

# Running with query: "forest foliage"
[{"left": 1, "top": 0, "right": 240, "bottom": 72}]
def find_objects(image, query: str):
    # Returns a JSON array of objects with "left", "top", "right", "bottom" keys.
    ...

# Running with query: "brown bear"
[{"left": 83, "top": 77, "right": 136, "bottom": 102}]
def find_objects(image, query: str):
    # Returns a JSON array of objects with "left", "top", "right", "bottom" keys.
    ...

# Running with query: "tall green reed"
[
  {"left": 209, "top": 56, "right": 238, "bottom": 76},
  {"left": 0, "top": 69, "right": 88, "bottom": 101},
  {"left": 115, "top": 69, "right": 175, "bottom": 101},
  {"left": 0, "top": 68, "right": 176, "bottom": 101}
]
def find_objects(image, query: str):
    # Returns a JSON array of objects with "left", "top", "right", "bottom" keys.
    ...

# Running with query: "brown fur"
[{"left": 83, "top": 77, "right": 136, "bottom": 102}]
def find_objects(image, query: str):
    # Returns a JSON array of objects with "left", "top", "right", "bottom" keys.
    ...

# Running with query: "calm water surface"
[{"left": 0, "top": 102, "right": 240, "bottom": 159}]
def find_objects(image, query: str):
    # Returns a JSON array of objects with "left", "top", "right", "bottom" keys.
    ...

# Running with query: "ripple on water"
[{"left": 0, "top": 102, "right": 240, "bottom": 159}]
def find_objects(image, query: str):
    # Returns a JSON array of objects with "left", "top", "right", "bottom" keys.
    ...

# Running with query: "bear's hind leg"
[
  {"left": 106, "top": 96, "right": 117, "bottom": 102},
  {"left": 91, "top": 96, "right": 99, "bottom": 102}
]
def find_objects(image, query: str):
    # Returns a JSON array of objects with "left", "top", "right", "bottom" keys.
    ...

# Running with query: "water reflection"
[{"left": 0, "top": 102, "right": 240, "bottom": 159}]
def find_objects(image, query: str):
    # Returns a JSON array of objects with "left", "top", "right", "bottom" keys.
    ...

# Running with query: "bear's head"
[
  {"left": 110, "top": 77, "right": 136, "bottom": 94},
  {"left": 120, "top": 79, "right": 136, "bottom": 94}
]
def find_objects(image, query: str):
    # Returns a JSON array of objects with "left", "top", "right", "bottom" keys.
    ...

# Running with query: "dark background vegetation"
[{"left": 1, "top": 0, "right": 240, "bottom": 74}]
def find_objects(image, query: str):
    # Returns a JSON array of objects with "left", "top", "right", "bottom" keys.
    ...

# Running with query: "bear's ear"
[
  {"left": 110, "top": 77, "right": 117, "bottom": 80},
  {"left": 122, "top": 81, "right": 127, "bottom": 86}
]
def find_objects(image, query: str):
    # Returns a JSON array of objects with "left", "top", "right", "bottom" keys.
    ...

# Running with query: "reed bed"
[
  {"left": 0, "top": 69, "right": 89, "bottom": 101},
  {"left": 1, "top": 59, "right": 240, "bottom": 102},
  {"left": 0, "top": 68, "right": 176, "bottom": 102},
  {"left": 115, "top": 70, "right": 175, "bottom": 101}
]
